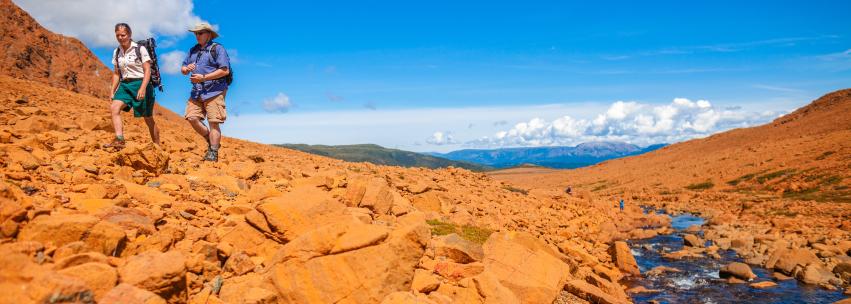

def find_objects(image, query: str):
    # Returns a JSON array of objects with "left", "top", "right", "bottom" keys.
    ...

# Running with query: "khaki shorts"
[{"left": 185, "top": 93, "right": 227, "bottom": 123}]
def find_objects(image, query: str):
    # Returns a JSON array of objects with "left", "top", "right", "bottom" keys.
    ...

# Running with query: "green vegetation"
[
  {"left": 756, "top": 169, "right": 795, "bottom": 184},
  {"left": 426, "top": 219, "right": 494, "bottom": 244},
  {"left": 727, "top": 172, "right": 759, "bottom": 186},
  {"left": 277, "top": 143, "right": 492, "bottom": 171},
  {"left": 502, "top": 185, "right": 528, "bottom": 195},
  {"left": 685, "top": 181, "right": 714, "bottom": 191},
  {"left": 815, "top": 151, "right": 835, "bottom": 160}
]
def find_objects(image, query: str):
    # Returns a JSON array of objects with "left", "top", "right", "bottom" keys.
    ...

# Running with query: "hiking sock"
[
  {"left": 116, "top": 135, "right": 125, "bottom": 141},
  {"left": 210, "top": 144, "right": 220, "bottom": 151}
]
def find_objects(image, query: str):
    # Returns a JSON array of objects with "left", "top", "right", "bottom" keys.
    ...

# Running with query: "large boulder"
[
  {"left": 57, "top": 262, "right": 118, "bottom": 301},
  {"left": 683, "top": 234, "right": 703, "bottom": 247},
  {"left": 100, "top": 283, "right": 167, "bottom": 304},
  {"left": 0, "top": 252, "right": 93, "bottom": 304},
  {"left": 608, "top": 241, "right": 640, "bottom": 276},
  {"left": 773, "top": 248, "right": 820, "bottom": 275},
  {"left": 433, "top": 233, "right": 484, "bottom": 264},
  {"left": 113, "top": 143, "right": 170, "bottom": 174},
  {"left": 482, "top": 231, "right": 570, "bottom": 304},
  {"left": 796, "top": 264, "right": 837, "bottom": 286},
  {"left": 18, "top": 214, "right": 126, "bottom": 256},
  {"left": 565, "top": 280, "right": 629, "bottom": 304},
  {"left": 118, "top": 250, "right": 186, "bottom": 302},
  {"left": 269, "top": 220, "right": 429, "bottom": 303},
  {"left": 719, "top": 262, "right": 757, "bottom": 281},
  {"left": 256, "top": 186, "right": 348, "bottom": 241}
]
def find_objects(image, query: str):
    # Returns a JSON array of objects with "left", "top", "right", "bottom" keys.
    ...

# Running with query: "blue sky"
[{"left": 16, "top": 0, "right": 851, "bottom": 152}]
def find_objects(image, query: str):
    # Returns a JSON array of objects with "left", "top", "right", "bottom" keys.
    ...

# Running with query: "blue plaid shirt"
[{"left": 183, "top": 41, "right": 230, "bottom": 100}]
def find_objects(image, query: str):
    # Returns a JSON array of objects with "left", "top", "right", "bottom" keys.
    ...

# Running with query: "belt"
[{"left": 121, "top": 78, "right": 142, "bottom": 83}]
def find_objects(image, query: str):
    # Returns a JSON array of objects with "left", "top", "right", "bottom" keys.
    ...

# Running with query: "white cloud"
[
  {"left": 14, "top": 0, "right": 208, "bottom": 47},
  {"left": 262, "top": 93, "right": 292, "bottom": 113},
  {"left": 159, "top": 50, "right": 186, "bottom": 75},
  {"left": 473, "top": 98, "right": 783, "bottom": 148},
  {"left": 426, "top": 131, "right": 457, "bottom": 145}
]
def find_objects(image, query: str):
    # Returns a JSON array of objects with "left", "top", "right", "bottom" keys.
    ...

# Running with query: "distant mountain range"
[
  {"left": 428, "top": 142, "right": 667, "bottom": 169},
  {"left": 277, "top": 144, "right": 492, "bottom": 171},
  {"left": 279, "top": 142, "right": 665, "bottom": 171}
]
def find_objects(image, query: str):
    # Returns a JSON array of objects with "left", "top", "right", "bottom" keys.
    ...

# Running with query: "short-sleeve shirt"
[
  {"left": 112, "top": 41, "right": 151, "bottom": 79},
  {"left": 183, "top": 41, "right": 230, "bottom": 101}
]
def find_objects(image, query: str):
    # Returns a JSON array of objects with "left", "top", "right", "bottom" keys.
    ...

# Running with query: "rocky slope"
[
  {"left": 0, "top": 0, "right": 111, "bottom": 98},
  {"left": 0, "top": 73, "right": 676, "bottom": 303},
  {"left": 492, "top": 89, "right": 851, "bottom": 295}
]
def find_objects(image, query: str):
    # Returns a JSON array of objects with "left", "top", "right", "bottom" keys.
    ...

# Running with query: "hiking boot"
[
  {"left": 103, "top": 138, "right": 126, "bottom": 151},
  {"left": 203, "top": 149, "right": 218, "bottom": 162}
]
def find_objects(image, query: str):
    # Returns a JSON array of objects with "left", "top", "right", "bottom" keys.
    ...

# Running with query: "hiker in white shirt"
[{"left": 104, "top": 23, "right": 160, "bottom": 150}]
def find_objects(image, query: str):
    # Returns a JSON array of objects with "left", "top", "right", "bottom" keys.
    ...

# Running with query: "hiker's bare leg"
[
  {"left": 208, "top": 122, "right": 221, "bottom": 147},
  {"left": 187, "top": 117, "right": 210, "bottom": 141},
  {"left": 144, "top": 117, "right": 160, "bottom": 144},
  {"left": 110, "top": 100, "right": 126, "bottom": 137}
]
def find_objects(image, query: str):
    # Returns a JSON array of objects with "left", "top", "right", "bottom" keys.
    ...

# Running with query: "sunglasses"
[{"left": 194, "top": 31, "right": 210, "bottom": 36}]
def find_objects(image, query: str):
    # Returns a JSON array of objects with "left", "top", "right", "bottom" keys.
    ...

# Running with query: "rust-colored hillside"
[{"left": 0, "top": 0, "right": 112, "bottom": 98}]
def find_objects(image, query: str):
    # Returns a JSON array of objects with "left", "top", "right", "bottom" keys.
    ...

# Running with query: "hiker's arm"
[
  {"left": 136, "top": 61, "right": 151, "bottom": 100},
  {"left": 202, "top": 67, "right": 229, "bottom": 80}
]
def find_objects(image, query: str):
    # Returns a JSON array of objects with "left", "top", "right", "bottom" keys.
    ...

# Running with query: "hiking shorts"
[
  {"left": 113, "top": 79, "right": 155, "bottom": 117},
  {"left": 185, "top": 93, "right": 227, "bottom": 123}
]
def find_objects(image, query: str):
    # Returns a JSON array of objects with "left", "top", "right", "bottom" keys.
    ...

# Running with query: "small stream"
[{"left": 624, "top": 214, "right": 846, "bottom": 303}]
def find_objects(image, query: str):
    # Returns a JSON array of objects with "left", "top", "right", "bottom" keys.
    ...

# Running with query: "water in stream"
[{"left": 624, "top": 214, "right": 846, "bottom": 303}]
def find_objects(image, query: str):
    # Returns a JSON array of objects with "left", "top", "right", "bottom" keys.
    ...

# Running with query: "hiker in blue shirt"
[
  {"left": 619, "top": 199, "right": 625, "bottom": 211},
  {"left": 180, "top": 22, "right": 231, "bottom": 162}
]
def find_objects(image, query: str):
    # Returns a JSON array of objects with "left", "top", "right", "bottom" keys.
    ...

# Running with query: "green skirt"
[{"left": 113, "top": 79, "right": 155, "bottom": 117}]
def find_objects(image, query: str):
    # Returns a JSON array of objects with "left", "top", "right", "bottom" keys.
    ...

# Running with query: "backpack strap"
[
  {"left": 114, "top": 47, "right": 123, "bottom": 81},
  {"left": 134, "top": 45, "right": 142, "bottom": 63},
  {"left": 209, "top": 42, "right": 219, "bottom": 61}
]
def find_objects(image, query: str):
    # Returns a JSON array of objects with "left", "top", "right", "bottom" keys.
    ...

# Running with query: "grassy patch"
[
  {"left": 502, "top": 185, "right": 528, "bottom": 195},
  {"left": 426, "top": 219, "right": 494, "bottom": 244},
  {"left": 815, "top": 151, "right": 835, "bottom": 160},
  {"left": 727, "top": 173, "right": 756, "bottom": 186},
  {"left": 783, "top": 187, "right": 851, "bottom": 203},
  {"left": 685, "top": 181, "right": 714, "bottom": 191},
  {"left": 426, "top": 219, "right": 457, "bottom": 236},
  {"left": 821, "top": 176, "right": 843, "bottom": 186},
  {"left": 756, "top": 169, "right": 795, "bottom": 184},
  {"left": 459, "top": 225, "right": 494, "bottom": 244}
]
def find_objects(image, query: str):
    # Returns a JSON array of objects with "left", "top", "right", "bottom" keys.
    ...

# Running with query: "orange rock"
[
  {"left": 412, "top": 191, "right": 444, "bottom": 213},
  {"left": 113, "top": 143, "right": 170, "bottom": 175},
  {"left": 609, "top": 241, "right": 640, "bottom": 276},
  {"left": 750, "top": 281, "right": 778, "bottom": 289},
  {"left": 270, "top": 222, "right": 428, "bottom": 303},
  {"left": 433, "top": 233, "right": 484, "bottom": 264},
  {"left": 565, "top": 280, "right": 629, "bottom": 304},
  {"left": 434, "top": 261, "right": 485, "bottom": 281},
  {"left": 18, "top": 214, "right": 125, "bottom": 255},
  {"left": 774, "top": 248, "right": 820, "bottom": 275},
  {"left": 412, "top": 269, "right": 441, "bottom": 293},
  {"left": 100, "top": 283, "right": 167, "bottom": 304},
  {"left": 482, "top": 231, "right": 570, "bottom": 304},
  {"left": 118, "top": 250, "right": 187, "bottom": 302},
  {"left": 57, "top": 262, "right": 118, "bottom": 301},
  {"left": 256, "top": 186, "right": 348, "bottom": 241},
  {"left": 719, "top": 262, "right": 756, "bottom": 281}
]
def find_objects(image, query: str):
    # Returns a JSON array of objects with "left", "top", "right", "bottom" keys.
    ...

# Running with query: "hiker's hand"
[
  {"left": 136, "top": 89, "right": 145, "bottom": 100},
  {"left": 190, "top": 74, "right": 204, "bottom": 84},
  {"left": 184, "top": 64, "right": 196, "bottom": 72}
]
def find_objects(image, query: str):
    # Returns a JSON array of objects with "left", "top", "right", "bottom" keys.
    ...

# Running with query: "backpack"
[
  {"left": 114, "top": 38, "right": 164, "bottom": 91},
  {"left": 208, "top": 42, "right": 233, "bottom": 86}
]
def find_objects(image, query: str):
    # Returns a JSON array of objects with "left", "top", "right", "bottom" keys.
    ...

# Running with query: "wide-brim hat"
[{"left": 188, "top": 22, "right": 219, "bottom": 39}]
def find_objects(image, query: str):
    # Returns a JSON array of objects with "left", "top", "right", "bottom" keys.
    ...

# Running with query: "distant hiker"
[
  {"left": 565, "top": 186, "right": 572, "bottom": 195},
  {"left": 104, "top": 23, "right": 160, "bottom": 150},
  {"left": 180, "top": 22, "right": 231, "bottom": 162},
  {"left": 619, "top": 199, "right": 625, "bottom": 211}
]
